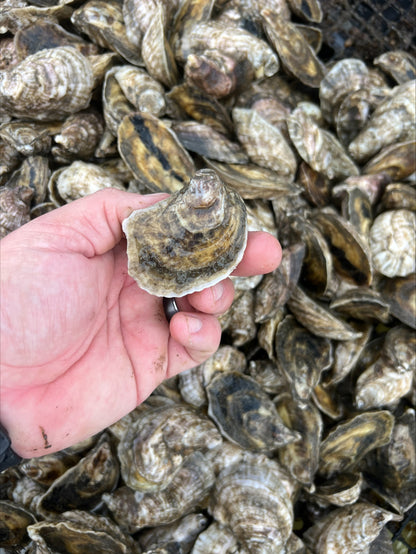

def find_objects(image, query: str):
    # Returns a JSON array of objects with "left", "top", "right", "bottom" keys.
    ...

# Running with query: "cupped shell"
[
  {"left": 122, "top": 169, "right": 247, "bottom": 298},
  {"left": 0, "top": 46, "right": 94, "bottom": 121}
]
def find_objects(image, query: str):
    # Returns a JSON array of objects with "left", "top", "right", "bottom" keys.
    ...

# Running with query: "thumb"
[{"left": 25, "top": 188, "right": 169, "bottom": 256}]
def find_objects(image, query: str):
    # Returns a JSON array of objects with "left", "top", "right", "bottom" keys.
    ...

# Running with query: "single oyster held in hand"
[{"left": 122, "top": 169, "right": 247, "bottom": 297}]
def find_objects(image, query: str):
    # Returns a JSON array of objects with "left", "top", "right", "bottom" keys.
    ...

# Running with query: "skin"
[{"left": 0, "top": 189, "right": 282, "bottom": 458}]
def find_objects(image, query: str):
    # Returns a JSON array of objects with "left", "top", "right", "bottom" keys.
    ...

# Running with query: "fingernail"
[
  {"left": 212, "top": 282, "right": 224, "bottom": 302},
  {"left": 185, "top": 314, "right": 202, "bottom": 334}
]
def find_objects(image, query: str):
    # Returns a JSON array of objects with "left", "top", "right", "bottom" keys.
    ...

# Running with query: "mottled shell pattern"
[{"left": 122, "top": 168, "right": 247, "bottom": 297}]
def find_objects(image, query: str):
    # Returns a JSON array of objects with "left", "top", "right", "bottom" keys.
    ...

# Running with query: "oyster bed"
[{"left": 1, "top": 0, "right": 416, "bottom": 552}]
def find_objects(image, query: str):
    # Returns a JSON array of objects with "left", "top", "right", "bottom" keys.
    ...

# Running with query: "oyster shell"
[
  {"left": 318, "top": 411, "right": 395, "bottom": 477},
  {"left": 0, "top": 46, "right": 94, "bottom": 121},
  {"left": 0, "top": 184, "right": 32, "bottom": 237},
  {"left": 206, "top": 371, "right": 300, "bottom": 452},
  {"left": 303, "top": 502, "right": 400, "bottom": 553},
  {"left": 349, "top": 80, "right": 416, "bottom": 162},
  {"left": 48, "top": 160, "right": 125, "bottom": 206},
  {"left": 117, "top": 111, "right": 195, "bottom": 194},
  {"left": 209, "top": 457, "right": 295, "bottom": 552},
  {"left": 27, "top": 510, "right": 139, "bottom": 553},
  {"left": 103, "top": 451, "right": 215, "bottom": 533},
  {"left": 122, "top": 169, "right": 247, "bottom": 298},
  {"left": 117, "top": 404, "right": 222, "bottom": 492},
  {"left": 369, "top": 209, "right": 416, "bottom": 278}
]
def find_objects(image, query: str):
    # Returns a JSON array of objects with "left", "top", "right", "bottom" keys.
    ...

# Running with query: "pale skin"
[{"left": 0, "top": 189, "right": 282, "bottom": 458}]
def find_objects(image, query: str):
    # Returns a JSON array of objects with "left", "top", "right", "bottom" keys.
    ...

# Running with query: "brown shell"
[
  {"left": 261, "top": 8, "right": 325, "bottom": 88},
  {"left": 0, "top": 46, "right": 94, "bottom": 121},
  {"left": 117, "top": 112, "right": 195, "bottom": 194},
  {"left": 206, "top": 371, "right": 300, "bottom": 452},
  {"left": 318, "top": 411, "right": 394, "bottom": 476},
  {"left": 122, "top": 169, "right": 247, "bottom": 297}
]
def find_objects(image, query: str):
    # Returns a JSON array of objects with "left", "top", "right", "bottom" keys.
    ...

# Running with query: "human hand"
[{"left": 0, "top": 189, "right": 282, "bottom": 458}]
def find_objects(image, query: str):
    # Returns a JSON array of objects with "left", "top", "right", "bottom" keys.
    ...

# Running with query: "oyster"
[
  {"left": 0, "top": 184, "right": 33, "bottom": 238},
  {"left": 369, "top": 209, "right": 416, "bottom": 278},
  {"left": 36, "top": 433, "right": 119, "bottom": 516},
  {"left": 117, "top": 404, "right": 222, "bottom": 492},
  {"left": 303, "top": 502, "right": 400, "bottom": 553},
  {"left": 117, "top": 111, "right": 195, "bottom": 193},
  {"left": 209, "top": 457, "right": 295, "bottom": 552},
  {"left": 122, "top": 169, "right": 247, "bottom": 298},
  {"left": 27, "top": 510, "right": 139, "bottom": 553},
  {"left": 103, "top": 451, "right": 215, "bottom": 533},
  {"left": 206, "top": 370, "right": 300, "bottom": 452},
  {"left": 0, "top": 46, "right": 94, "bottom": 121},
  {"left": 48, "top": 161, "right": 125, "bottom": 206},
  {"left": 318, "top": 411, "right": 395, "bottom": 477},
  {"left": 349, "top": 80, "right": 416, "bottom": 162},
  {"left": 0, "top": 500, "right": 36, "bottom": 550}
]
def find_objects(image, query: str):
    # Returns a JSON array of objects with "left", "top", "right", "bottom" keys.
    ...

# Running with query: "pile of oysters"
[{"left": 0, "top": 0, "right": 415, "bottom": 552}]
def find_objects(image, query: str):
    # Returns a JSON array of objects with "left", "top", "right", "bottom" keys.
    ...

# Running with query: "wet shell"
[
  {"left": 312, "top": 208, "right": 373, "bottom": 287},
  {"left": 27, "top": 510, "right": 138, "bottom": 554},
  {"left": 369, "top": 209, "right": 416, "bottom": 277},
  {"left": 261, "top": 9, "right": 325, "bottom": 88},
  {"left": 114, "top": 65, "right": 166, "bottom": 117},
  {"left": 52, "top": 110, "right": 104, "bottom": 163},
  {"left": 287, "top": 285, "right": 363, "bottom": 341},
  {"left": 232, "top": 107, "right": 297, "bottom": 179},
  {"left": 275, "top": 314, "right": 332, "bottom": 403},
  {"left": 209, "top": 458, "right": 295, "bottom": 552},
  {"left": 138, "top": 512, "right": 208, "bottom": 553},
  {"left": 71, "top": 0, "right": 142, "bottom": 66},
  {"left": 177, "top": 21, "right": 279, "bottom": 79},
  {"left": 0, "top": 500, "right": 36, "bottom": 550},
  {"left": 374, "top": 50, "right": 416, "bottom": 84},
  {"left": 117, "top": 112, "right": 195, "bottom": 194},
  {"left": 48, "top": 161, "right": 125, "bottom": 206},
  {"left": 287, "top": 107, "right": 359, "bottom": 181},
  {"left": 36, "top": 433, "right": 119, "bottom": 517},
  {"left": 191, "top": 521, "right": 239, "bottom": 554},
  {"left": 312, "top": 472, "right": 364, "bottom": 507},
  {"left": 0, "top": 184, "right": 32, "bottom": 238},
  {"left": 184, "top": 49, "right": 254, "bottom": 99},
  {"left": 368, "top": 407, "right": 416, "bottom": 512},
  {"left": 6, "top": 155, "right": 50, "bottom": 206},
  {"left": 117, "top": 404, "right": 222, "bottom": 491},
  {"left": 178, "top": 345, "right": 246, "bottom": 408},
  {"left": 0, "top": 121, "right": 51, "bottom": 156},
  {"left": 13, "top": 19, "right": 99, "bottom": 59},
  {"left": 206, "top": 371, "right": 300, "bottom": 452},
  {"left": 363, "top": 139, "right": 416, "bottom": 180},
  {"left": 0, "top": 46, "right": 94, "bottom": 121},
  {"left": 318, "top": 411, "right": 394, "bottom": 477},
  {"left": 122, "top": 169, "right": 247, "bottom": 298},
  {"left": 319, "top": 58, "right": 370, "bottom": 124},
  {"left": 378, "top": 273, "right": 416, "bottom": 329},
  {"left": 203, "top": 157, "right": 301, "bottom": 200},
  {"left": 303, "top": 502, "right": 399, "bottom": 554},
  {"left": 275, "top": 393, "right": 323, "bottom": 486},
  {"left": 171, "top": 120, "right": 248, "bottom": 164},
  {"left": 141, "top": 3, "right": 178, "bottom": 88},
  {"left": 349, "top": 80, "right": 416, "bottom": 162},
  {"left": 103, "top": 451, "right": 215, "bottom": 534}
]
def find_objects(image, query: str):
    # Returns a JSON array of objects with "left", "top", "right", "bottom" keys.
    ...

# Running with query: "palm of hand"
[{"left": 0, "top": 189, "right": 281, "bottom": 457}]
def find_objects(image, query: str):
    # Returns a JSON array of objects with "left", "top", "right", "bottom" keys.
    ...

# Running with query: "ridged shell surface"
[
  {"left": 0, "top": 46, "right": 94, "bottom": 121},
  {"left": 122, "top": 169, "right": 247, "bottom": 297}
]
